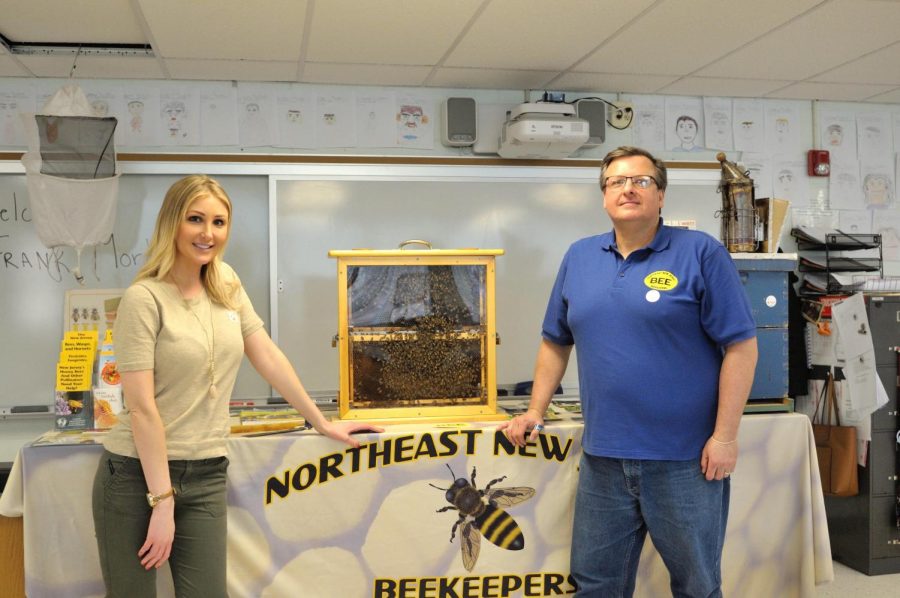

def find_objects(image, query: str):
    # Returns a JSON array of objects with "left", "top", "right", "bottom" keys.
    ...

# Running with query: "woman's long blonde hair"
[{"left": 135, "top": 175, "right": 240, "bottom": 309}]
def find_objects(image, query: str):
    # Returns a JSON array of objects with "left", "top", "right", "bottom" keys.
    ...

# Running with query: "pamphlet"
[
  {"left": 54, "top": 390, "right": 93, "bottom": 430},
  {"left": 93, "top": 386, "right": 123, "bottom": 429}
]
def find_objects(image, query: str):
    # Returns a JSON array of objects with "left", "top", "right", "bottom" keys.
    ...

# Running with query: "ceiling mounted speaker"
[{"left": 442, "top": 97, "right": 477, "bottom": 147}]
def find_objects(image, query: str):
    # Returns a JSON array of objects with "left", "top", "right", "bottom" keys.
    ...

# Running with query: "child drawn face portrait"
[
  {"left": 128, "top": 100, "right": 144, "bottom": 116},
  {"left": 826, "top": 124, "right": 843, "bottom": 146},
  {"left": 775, "top": 118, "right": 789, "bottom": 135},
  {"left": 241, "top": 103, "right": 265, "bottom": 126},
  {"left": 710, "top": 111, "right": 729, "bottom": 136},
  {"left": 286, "top": 109, "right": 302, "bottom": 124},
  {"left": 398, "top": 105, "right": 426, "bottom": 129},
  {"left": 91, "top": 100, "right": 109, "bottom": 117},
  {"left": 777, "top": 170, "right": 793, "bottom": 186},
  {"left": 323, "top": 112, "right": 336, "bottom": 125},
  {"left": 877, "top": 226, "right": 900, "bottom": 251},
  {"left": 162, "top": 101, "right": 186, "bottom": 134},
  {"left": 863, "top": 174, "right": 893, "bottom": 207},
  {"left": 675, "top": 116, "right": 698, "bottom": 143},
  {"left": 0, "top": 101, "right": 18, "bottom": 127}
]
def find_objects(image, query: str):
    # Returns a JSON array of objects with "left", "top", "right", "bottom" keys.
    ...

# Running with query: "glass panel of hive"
[{"left": 347, "top": 264, "right": 488, "bottom": 408}]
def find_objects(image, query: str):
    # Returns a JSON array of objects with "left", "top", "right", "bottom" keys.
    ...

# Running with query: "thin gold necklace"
[{"left": 187, "top": 291, "right": 217, "bottom": 399}]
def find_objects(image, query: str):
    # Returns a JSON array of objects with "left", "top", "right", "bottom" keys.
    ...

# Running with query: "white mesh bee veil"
[{"left": 21, "top": 84, "right": 121, "bottom": 284}]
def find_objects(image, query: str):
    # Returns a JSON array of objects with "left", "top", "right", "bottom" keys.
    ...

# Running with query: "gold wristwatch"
[{"left": 146, "top": 487, "right": 176, "bottom": 508}]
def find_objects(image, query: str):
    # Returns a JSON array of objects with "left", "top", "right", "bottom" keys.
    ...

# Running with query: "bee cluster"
[{"left": 351, "top": 313, "right": 485, "bottom": 406}]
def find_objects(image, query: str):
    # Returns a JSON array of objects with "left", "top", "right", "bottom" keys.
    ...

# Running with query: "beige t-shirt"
[{"left": 103, "top": 263, "right": 264, "bottom": 460}]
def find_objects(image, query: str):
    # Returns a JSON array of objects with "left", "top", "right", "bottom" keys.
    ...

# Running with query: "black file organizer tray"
[{"left": 792, "top": 230, "right": 882, "bottom": 295}]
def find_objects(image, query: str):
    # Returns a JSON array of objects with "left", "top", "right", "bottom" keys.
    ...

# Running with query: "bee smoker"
[{"left": 716, "top": 152, "right": 758, "bottom": 252}]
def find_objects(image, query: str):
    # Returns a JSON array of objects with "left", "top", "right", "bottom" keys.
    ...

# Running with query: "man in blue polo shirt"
[{"left": 499, "top": 146, "right": 757, "bottom": 597}]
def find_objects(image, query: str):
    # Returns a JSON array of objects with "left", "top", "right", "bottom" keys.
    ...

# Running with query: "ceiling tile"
[
  {"left": 165, "top": 59, "right": 299, "bottom": 82},
  {"left": 697, "top": 0, "right": 900, "bottom": 80},
  {"left": 810, "top": 42, "right": 900, "bottom": 85},
  {"left": 137, "top": 0, "right": 309, "bottom": 61},
  {"left": 765, "top": 81, "right": 898, "bottom": 102},
  {"left": 550, "top": 72, "right": 679, "bottom": 95},
  {"left": 863, "top": 87, "right": 900, "bottom": 103},
  {"left": 577, "top": 0, "right": 821, "bottom": 76},
  {"left": 16, "top": 55, "right": 165, "bottom": 79},
  {"left": 0, "top": 0, "right": 146, "bottom": 43},
  {"left": 445, "top": 0, "right": 655, "bottom": 70},
  {"left": 0, "top": 56, "right": 29, "bottom": 77},
  {"left": 303, "top": 63, "right": 432, "bottom": 86},
  {"left": 428, "top": 68, "right": 559, "bottom": 90},
  {"left": 659, "top": 77, "right": 793, "bottom": 98},
  {"left": 306, "top": 0, "right": 483, "bottom": 65}
]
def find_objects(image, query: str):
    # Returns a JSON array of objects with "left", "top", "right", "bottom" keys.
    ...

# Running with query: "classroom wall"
[
  {"left": 2, "top": 77, "right": 898, "bottom": 237},
  {"left": 1, "top": 76, "right": 898, "bottom": 462}
]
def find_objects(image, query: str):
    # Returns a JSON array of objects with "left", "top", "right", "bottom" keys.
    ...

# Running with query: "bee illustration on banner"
[{"left": 430, "top": 464, "right": 535, "bottom": 571}]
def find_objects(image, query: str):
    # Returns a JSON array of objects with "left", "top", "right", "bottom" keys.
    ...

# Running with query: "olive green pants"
[{"left": 92, "top": 450, "right": 229, "bottom": 598}]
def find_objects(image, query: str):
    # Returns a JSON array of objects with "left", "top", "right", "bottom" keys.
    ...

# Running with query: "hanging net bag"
[{"left": 21, "top": 84, "right": 120, "bottom": 284}]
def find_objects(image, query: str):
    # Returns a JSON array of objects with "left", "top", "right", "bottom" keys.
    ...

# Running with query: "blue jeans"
[{"left": 571, "top": 453, "right": 730, "bottom": 598}]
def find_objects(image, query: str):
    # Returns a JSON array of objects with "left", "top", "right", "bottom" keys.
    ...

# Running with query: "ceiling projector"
[{"left": 498, "top": 102, "right": 589, "bottom": 159}]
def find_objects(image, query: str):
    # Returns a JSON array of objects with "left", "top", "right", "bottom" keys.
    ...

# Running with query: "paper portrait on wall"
[
  {"left": 703, "top": 97, "right": 733, "bottom": 151},
  {"left": 159, "top": 90, "right": 200, "bottom": 146},
  {"left": 119, "top": 89, "right": 161, "bottom": 147},
  {"left": 238, "top": 84, "right": 277, "bottom": 148},
  {"left": 357, "top": 94, "right": 397, "bottom": 148},
  {"left": 665, "top": 97, "right": 705, "bottom": 153},
  {"left": 0, "top": 85, "right": 34, "bottom": 146},
  {"left": 199, "top": 83, "right": 238, "bottom": 147},
  {"left": 396, "top": 96, "right": 434, "bottom": 150},
  {"left": 732, "top": 99, "right": 765, "bottom": 153},
  {"left": 829, "top": 161, "right": 863, "bottom": 211},
  {"left": 765, "top": 103, "right": 803, "bottom": 155},
  {"left": 626, "top": 94, "right": 666, "bottom": 152},
  {"left": 317, "top": 93, "right": 357, "bottom": 148},
  {"left": 859, "top": 161, "right": 895, "bottom": 210},
  {"left": 276, "top": 89, "right": 316, "bottom": 149},
  {"left": 837, "top": 210, "right": 872, "bottom": 236},
  {"left": 818, "top": 110, "right": 857, "bottom": 165},
  {"left": 772, "top": 155, "right": 809, "bottom": 205},
  {"left": 856, "top": 112, "right": 893, "bottom": 164},
  {"left": 873, "top": 209, "right": 900, "bottom": 261}
]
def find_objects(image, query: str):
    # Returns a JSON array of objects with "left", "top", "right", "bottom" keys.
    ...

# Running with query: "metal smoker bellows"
[{"left": 716, "top": 152, "right": 758, "bottom": 252}]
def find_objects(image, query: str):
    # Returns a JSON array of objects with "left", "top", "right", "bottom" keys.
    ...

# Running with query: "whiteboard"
[
  {"left": 0, "top": 173, "right": 271, "bottom": 412},
  {"left": 273, "top": 167, "right": 722, "bottom": 395}
]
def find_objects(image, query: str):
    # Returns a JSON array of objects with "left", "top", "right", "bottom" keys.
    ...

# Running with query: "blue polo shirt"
[{"left": 542, "top": 223, "right": 756, "bottom": 460}]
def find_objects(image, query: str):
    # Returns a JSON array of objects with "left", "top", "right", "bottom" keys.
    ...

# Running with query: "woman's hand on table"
[{"left": 317, "top": 420, "right": 384, "bottom": 448}]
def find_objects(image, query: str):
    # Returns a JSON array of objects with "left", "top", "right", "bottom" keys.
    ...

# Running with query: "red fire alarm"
[{"left": 807, "top": 150, "right": 830, "bottom": 177}]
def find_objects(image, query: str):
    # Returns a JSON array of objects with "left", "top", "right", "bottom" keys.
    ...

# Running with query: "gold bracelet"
[{"left": 710, "top": 436, "right": 737, "bottom": 445}]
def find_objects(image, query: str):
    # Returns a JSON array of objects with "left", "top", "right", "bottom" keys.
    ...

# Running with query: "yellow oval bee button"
[{"left": 644, "top": 270, "right": 678, "bottom": 291}]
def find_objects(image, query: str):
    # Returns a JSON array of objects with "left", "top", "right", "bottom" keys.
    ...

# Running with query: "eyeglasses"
[{"left": 602, "top": 175, "right": 658, "bottom": 190}]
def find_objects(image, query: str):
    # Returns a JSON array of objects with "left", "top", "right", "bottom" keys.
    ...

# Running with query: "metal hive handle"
[{"left": 399, "top": 239, "right": 433, "bottom": 249}]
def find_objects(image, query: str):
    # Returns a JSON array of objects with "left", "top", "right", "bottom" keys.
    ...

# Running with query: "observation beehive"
[{"left": 328, "top": 245, "right": 503, "bottom": 423}]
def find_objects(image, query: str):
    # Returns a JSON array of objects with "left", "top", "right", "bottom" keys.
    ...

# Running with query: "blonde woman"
[{"left": 92, "top": 175, "right": 381, "bottom": 596}]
